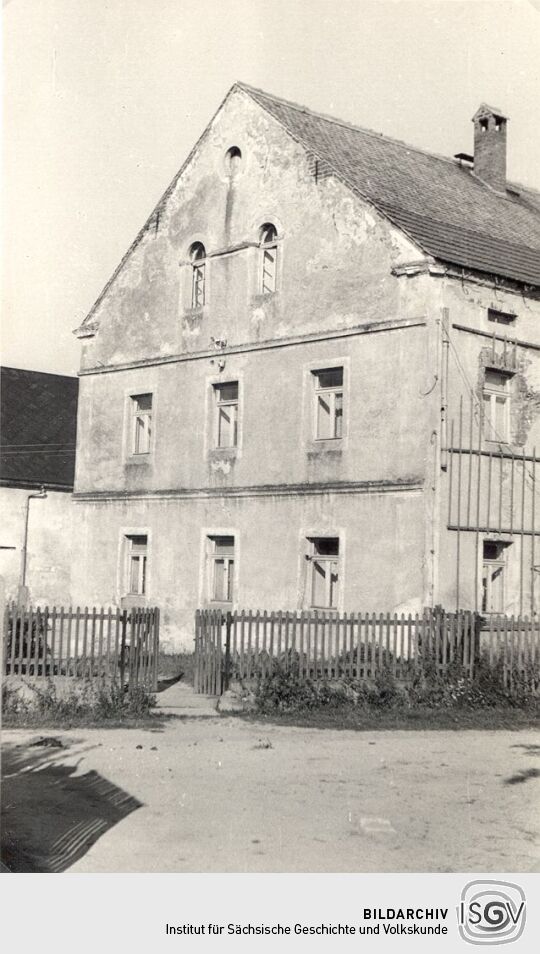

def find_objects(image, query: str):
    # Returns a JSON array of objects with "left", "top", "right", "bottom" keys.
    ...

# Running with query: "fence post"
[
  {"left": 0, "top": 578, "right": 5, "bottom": 679},
  {"left": 152, "top": 608, "right": 160, "bottom": 692},
  {"left": 223, "top": 612, "right": 232, "bottom": 693},
  {"left": 119, "top": 609, "right": 128, "bottom": 690},
  {"left": 194, "top": 610, "right": 200, "bottom": 693}
]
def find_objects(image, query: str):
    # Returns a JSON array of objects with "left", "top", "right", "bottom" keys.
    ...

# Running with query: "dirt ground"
[{"left": 2, "top": 688, "right": 539, "bottom": 873}]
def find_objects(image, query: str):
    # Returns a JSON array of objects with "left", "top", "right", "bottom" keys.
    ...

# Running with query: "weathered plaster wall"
[
  {"left": 0, "top": 489, "right": 73, "bottom": 605},
  {"left": 78, "top": 87, "right": 423, "bottom": 373},
  {"left": 435, "top": 276, "right": 540, "bottom": 612},
  {"left": 442, "top": 277, "right": 540, "bottom": 445},
  {"left": 70, "top": 89, "right": 463, "bottom": 635},
  {"left": 75, "top": 323, "right": 433, "bottom": 495},
  {"left": 71, "top": 490, "right": 426, "bottom": 650}
]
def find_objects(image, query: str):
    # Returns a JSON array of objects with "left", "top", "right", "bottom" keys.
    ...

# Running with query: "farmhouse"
[{"left": 71, "top": 84, "right": 540, "bottom": 649}]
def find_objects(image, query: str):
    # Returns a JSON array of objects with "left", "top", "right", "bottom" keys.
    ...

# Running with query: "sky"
[{"left": 2, "top": 0, "right": 540, "bottom": 376}]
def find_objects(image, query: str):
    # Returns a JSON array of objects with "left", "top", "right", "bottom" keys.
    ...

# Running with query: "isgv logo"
[{"left": 458, "top": 880, "right": 526, "bottom": 945}]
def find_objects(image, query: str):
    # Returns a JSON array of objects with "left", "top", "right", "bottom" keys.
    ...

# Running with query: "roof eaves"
[{"left": 0, "top": 477, "right": 74, "bottom": 492}]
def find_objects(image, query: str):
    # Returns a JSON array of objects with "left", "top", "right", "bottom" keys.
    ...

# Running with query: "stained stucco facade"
[
  {"left": 0, "top": 489, "right": 74, "bottom": 605},
  {"left": 71, "top": 86, "right": 540, "bottom": 648}
]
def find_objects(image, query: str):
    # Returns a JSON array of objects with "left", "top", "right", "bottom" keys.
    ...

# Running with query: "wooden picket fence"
[
  {"left": 194, "top": 608, "right": 540, "bottom": 696},
  {"left": 3, "top": 603, "right": 160, "bottom": 691}
]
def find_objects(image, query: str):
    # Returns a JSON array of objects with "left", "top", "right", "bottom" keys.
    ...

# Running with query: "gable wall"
[{"left": 79, "top": 88, "right": 424, "bottom": 370}]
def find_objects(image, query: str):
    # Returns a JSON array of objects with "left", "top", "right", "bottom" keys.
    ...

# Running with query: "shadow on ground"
[
  {"left": 157, "top": 675, "right": 183, "bottom": 692},
  {"left": 510, "top": 744, "right": 540, "bottom": 755},
  {"left": 1, "top": 739, "right": 142, "bottom": 872},
  {"left": 504, "top": 767, "right": 540, "bottom": 786}
]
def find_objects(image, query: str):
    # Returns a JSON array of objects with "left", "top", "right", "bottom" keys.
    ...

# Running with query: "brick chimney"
[{"left": 472, "top": 104, "right": 508, "bottom": 193}]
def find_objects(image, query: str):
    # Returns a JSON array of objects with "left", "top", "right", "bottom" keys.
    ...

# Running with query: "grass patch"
[
  {"left": 2, "top": 678, "right": 165, "bottom": 729},
  {"left": 157, "top": 651, "right": 194, "bottom": 686},
  {"left": 236, "top": 706, "right": 540, "bottom": 731}
]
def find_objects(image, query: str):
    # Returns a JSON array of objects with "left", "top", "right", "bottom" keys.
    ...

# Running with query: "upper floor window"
[
  {"left": 483, "top": 369, "right": 511, "bottom": 443},
  {"left": 312, "top": 367, "right": 343, "bottom": 440},
  {"left": 488, "top": 308, "right": 516, "bottom": 326},
  {"left": 190, "top": 242, "right": 206, "bottom": 308},
  {"left": 131, "top": 393, "right": 152, "bottom": 455},
  {"left": 214, "top": 382, "right": 239, "bottom": 449},
  {"left": 224, "top": 146, "right": 242, "bottom": 178},
  {"left": 259, "top": 223, "right": 278, "bottom": 295}
]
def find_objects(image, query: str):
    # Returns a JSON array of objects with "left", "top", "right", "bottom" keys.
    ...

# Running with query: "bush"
[
  {"left": 253, "top": 660, "right": 409, "bottom": 713},
  {"left": 252, "top": 655, "right": 539, "bottom": 714},
  {"left": 2, "top": 678, "right": 156, "bottom": 725}
]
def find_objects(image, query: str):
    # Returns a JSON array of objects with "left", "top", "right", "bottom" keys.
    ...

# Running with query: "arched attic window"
[
  {"left": 225, "top": 146, "right": 242, "bottom": 178},
  {"left": 259, "top": 223, "right": 278, "bottom": 295},
  {"left": 189, "top": 242, "right": 206, "bottom": 308}
]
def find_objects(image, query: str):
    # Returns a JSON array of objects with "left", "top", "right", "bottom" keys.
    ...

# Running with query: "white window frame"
[
  {"left": 308, "top": 537, "right": 340, "bottom": 609},
  {"left": 125, "top": 535, "right": 148, "bottom": 597},
  {"left": 190, "top": 243, "right": 206, "bottom": 309},
  {"left": 208, "top": 536, "right": 235, "bottom": 603},
  {"left": 259, "top": 224, "right": 278, "bottom": 295},
  {"left": 214, "top": 382, "right": 239, "bottom": 449},
  {"left": 481, "top": 541, "right": 508, "bottom": 614},
  {"left": 130, "top": 393, "right": 153, "bottom": 456},
  {"left": 313, "top": 367, "right": 344, "bottom": 441},
  {"left": 483, "top": 369, "right": 511, "bottom": 444}
]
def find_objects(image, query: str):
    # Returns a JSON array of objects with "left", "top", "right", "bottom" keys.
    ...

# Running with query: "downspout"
[{"left": 18, "top": 486, "right": 48, "bottom": 604}]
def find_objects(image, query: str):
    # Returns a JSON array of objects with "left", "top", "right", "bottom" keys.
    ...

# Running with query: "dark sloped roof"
[
  {"left": 240, "top": 83, "right": 540, "bottom": 287},
  {"left": 0, "top": 367, "right": 78, "bottom": 490}
]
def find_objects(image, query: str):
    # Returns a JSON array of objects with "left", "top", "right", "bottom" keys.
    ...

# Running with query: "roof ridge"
[
  {"left": 236, "top": 80, "right": 459, "bottom": 169},
  {"left": 0, "top": 365, "right": 77, "bottom": 379}
]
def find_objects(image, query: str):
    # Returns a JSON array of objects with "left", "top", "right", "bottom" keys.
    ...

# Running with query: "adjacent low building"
[
  {"left": 70, "top": 85, "right": 540, "bottom": 649},
  {"left": 0, "top": 367, "right": 78, "bottom": 605}
]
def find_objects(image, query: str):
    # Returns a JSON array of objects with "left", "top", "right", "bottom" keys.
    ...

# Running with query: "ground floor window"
[
  {"left": 208, "top": 535, "right": 235, "bottom": 602},
  {"left": 125, "top": 534, "right": 148, "bottom": 596},
  {"left": 308, "top": 537, "right": 340, "bottom": 609},
  {"left": 482, "top": 540, "right": 508, "bottom": 613}
]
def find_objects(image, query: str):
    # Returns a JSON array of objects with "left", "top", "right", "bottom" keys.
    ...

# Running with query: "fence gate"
[{"left": 194, "top": 610, "right": 231, "bottom": 695}]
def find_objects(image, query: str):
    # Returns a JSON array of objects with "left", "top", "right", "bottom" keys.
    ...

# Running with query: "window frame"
[
  {"left": 213, "top": 381, "right": 239, "bottom": 450},
  {"left": 189, "top": 242, "right": 206, "bottom": 309},
  {"left": 312, "top": 367, "right": 344, "bottom": 442},
  {"left": 259, "top": 223, "right": 278, "bottom": 296},
  {"left": 308, "top": 537, "right": 340, "bottom": 610},
  {"left": 482, "top": 368, "right": 512, "bottom": 444},
  {"left": 130, "top": 393, "right": 153, "bottom": 456},
  {"left": 208, "top": 535, "right": 235, "bottom": 604},
  {"left": 120, "top": 532, "right": 149, "bottom": 600},
  {"left": 481, "top": 540, "right": 508, "bottom": 614},
  {"left": 487, "top": 307, "right": 516, "bottom": 326}
]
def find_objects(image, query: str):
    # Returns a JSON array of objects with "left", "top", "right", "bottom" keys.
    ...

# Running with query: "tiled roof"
[
  {"left": 0, "top": 367, "right": 78, "bottom": 490},
  {"left": 240, "top": 83, "right": 540, "bottom": 287}
]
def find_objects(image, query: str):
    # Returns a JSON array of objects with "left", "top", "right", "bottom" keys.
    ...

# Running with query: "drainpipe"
[
  {"left": 440, "top": 307, "right": 450, "bottom": 471},
  {"left": 18, "top": 486, "right": 47, "bottom": 605}
]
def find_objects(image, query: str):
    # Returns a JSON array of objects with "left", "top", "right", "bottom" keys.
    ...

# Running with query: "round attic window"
[{"left": 224, "top": 146, "right": 242, "bottom": 177}]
